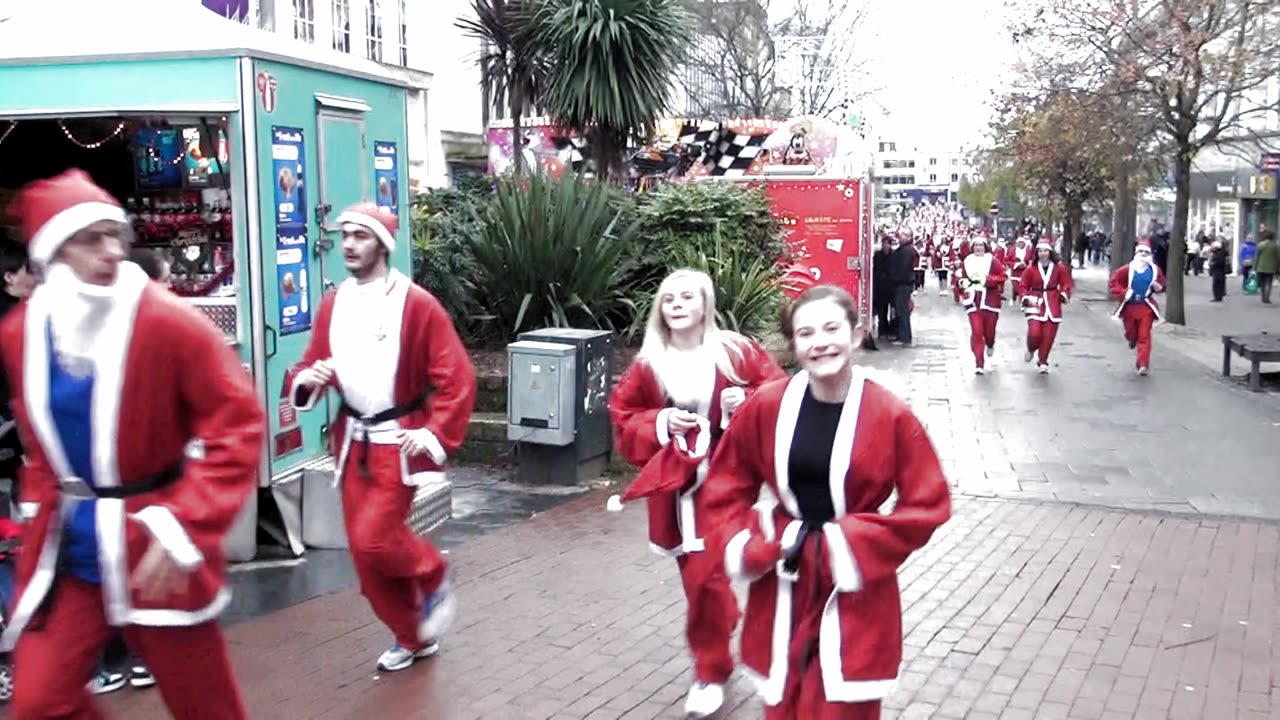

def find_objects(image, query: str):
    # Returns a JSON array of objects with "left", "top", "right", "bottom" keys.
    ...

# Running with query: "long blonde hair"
[{"left": 637, "top": 269, "right": 749, "bottom": 396}]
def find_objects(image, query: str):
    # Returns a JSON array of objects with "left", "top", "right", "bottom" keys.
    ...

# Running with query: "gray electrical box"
[{"left": 506, "top": 341, "right": 577, "bottom": 446}]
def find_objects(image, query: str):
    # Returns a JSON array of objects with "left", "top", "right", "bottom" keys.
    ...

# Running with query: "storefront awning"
[{"left": 0, "top": 0, "right": 419, "bottom": 89}]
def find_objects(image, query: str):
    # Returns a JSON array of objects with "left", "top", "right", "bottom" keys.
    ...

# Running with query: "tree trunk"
[
  {"left": 1065, "top": 198, "right": 1084, "bottom": 265},
  {"left": 510, "top": 86, "right": 524, "bottom": 177},
  {"left": 1166, "top": 148, "right": 1193, "bottom": 325},
  {"left": 1111, "top": 163, "right": 1137, "bottom": 272}
]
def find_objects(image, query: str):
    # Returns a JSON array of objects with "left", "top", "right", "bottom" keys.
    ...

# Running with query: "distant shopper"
[
  {"left": 1208, "top": 241, "right": 1230, "bottom": 302},
  {"left": 1254, "top": 229, "right": 1277, "bottom": 304}
]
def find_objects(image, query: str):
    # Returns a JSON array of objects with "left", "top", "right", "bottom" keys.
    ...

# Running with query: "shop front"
[{"left": 0, "top": 0, "right": 426, "bottom": 561}]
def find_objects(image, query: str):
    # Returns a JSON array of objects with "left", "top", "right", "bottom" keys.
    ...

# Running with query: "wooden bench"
[{"left": 1222, "top": 333, "right": 1280, "bottom": 391}]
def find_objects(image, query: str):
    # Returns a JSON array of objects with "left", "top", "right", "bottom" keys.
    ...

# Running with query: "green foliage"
[
  {"left": 410, "top": 189, "right": 488, "bottom": 336},
  {"left": 525, "top": 0, "right": 690, "bottom": 179},
  {"left": 465, "top": 173, "right": 639, "bottom": 338}
]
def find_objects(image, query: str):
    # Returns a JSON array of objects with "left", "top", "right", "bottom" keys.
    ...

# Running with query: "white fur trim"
[
  {"left": 655, "top": 407, "right": 676, "bottom": 447},
  {"left": 132, "top": 505, "right": 204, "bottom": 571},
  {"left": 724, "top": 529, "right": 754, "bottom": 582},
  {"left": 773, "top": 371, "right": 863, "bottom": 522},
  {"left": 820, "top": 589, "right": 898, "bottom": 701},
  {"left": 289, "top": 372, "right": 325, "bottom": 411},
  {"left": 649, "top": 541, "right": 684, "bottom": 558},
  {"left": 0, "top": 501, "right": 63, "bottom": 651},
  {"left": 128, "top": 586, "right": 232, "bottom": 627},
  {"left": 336, "top": 210, "right": 396, "bottom": 252},
  {"left": 17, "top": 502, "right": 37, "bottom": 519},
  {"left": 822, "top": 523, "right": 862, "bottom": 592},
  {"left": 406, "top": 428, "right": 448, "bottom": 466},
  {"left": 28, "top": 202, "right": 128, "bottom": 266}
]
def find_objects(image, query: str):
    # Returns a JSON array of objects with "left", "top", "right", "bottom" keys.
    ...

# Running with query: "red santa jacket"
[
  {"left": 701, "top": 371, "right": 951, "bottom": 706},
  {"left": 958, "top": 253, "right": 1008, "bottom": 314},
  {"left": 290, "top": 270, "right": 476, "bottom": 485},
  {"left": 0, "top": 263, "right": 264, "bottom": 649},
  {"left": 1018, "top": 261, "right": 1074, "bottom": 322},
  {"left": 1004, "top": 242, "right": 1032, "bottom": 277},
  {"left": 1108, "top": 263, "right": 1166, "bottom": 320},
  {"left": 609, "top": 335, "right": 783, "bottom": 556}
]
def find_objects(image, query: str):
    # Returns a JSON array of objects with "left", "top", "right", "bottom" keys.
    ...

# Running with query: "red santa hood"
[{"left": 607, "top": 416, "right": 711, "bottom": 510}]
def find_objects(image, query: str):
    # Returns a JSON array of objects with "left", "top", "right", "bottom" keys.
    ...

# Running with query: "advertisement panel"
[{"left": 765, "top": 179, "right": 867, "bottom": 319}]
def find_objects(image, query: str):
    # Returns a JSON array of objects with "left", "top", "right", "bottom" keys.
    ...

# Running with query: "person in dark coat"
[
  {"left": 872, "top": 236, "right": 893, "bottom": 339},
  {"left": 887, "top": 235, "right": 918, "bottom": 345},
  {"left": 1208, "top": 240, "right": 1230, "bottom": 302}
]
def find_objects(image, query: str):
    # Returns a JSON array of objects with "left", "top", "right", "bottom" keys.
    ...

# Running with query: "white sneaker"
[
  {"left": 1137, "top": 366, "right": 1149, "bottom": 376},
  {"left": 1024, "top": 350, "right": 1033, "bottom": 363},
  {"left": 975, "top": 367, "right": 986, "bottom": 375},
  {"left": 1038, "top": 363, "right": 1049, "bottom": 374},
  {"left": 684, "top": 681, "right": 725, "bottom": 718},
  {"left": 375, "top": 642, "right": 441, "bottom": 672},
  {"left": 88, "top": 669, "right": 126, "bottom": 695}
]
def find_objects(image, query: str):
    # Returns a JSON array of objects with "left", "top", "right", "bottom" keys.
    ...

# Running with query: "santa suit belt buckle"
[{"left": 58, "top": 477, "right": 95, "bottom": 500}]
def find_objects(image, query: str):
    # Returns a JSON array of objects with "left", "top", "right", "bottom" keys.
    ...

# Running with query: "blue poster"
[
  {"left": 276, "top": 228, "right": 311, "bottom": 335},
  {"left": 271, "top": 126, "right": 307, "bottom": 227},
  {"left": 374, "top": 141, "right": 399, "bottom": 213},
  {"left": 136, "top": 127, "right": 183, "bottom": 190}
]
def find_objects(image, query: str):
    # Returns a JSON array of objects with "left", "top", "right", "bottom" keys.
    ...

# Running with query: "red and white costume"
[
  {"left": 0, "top": 170, "right": 263, "bottom": 719},
  {"left": 1004, "top": 239, "right": 1032, "bottom": 299},
  {"left": 1108, "top": 240, "right": 1166, "bottom": 371},
  {"left": 958, "top": 246, "right": 1008, "bottom": 370},
  {"left": 290, "top": 203, "right": 476, "bottom": 654},
  {"left": 609, "top": 337, "right": 784, "bottom": 686},
  {"left": 702, "top": 371, "right": 951, "bottom": 719},
  {"left": 1018, "top": 244, "right": 1074, "bottom": 368}
]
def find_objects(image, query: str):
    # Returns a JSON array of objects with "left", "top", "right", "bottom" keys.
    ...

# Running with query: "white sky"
[{"left": 856, "top": 0, "right": 1021, "bottom": 151}]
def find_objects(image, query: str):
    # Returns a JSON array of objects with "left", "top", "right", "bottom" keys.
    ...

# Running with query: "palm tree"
[
  {"left": 525, "top": 0, "right": 689, "bottom": 181},
  {"left": 456, "top": 0, "right": 545, "bottom": 176}
]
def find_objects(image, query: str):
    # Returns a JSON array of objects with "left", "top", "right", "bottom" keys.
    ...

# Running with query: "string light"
[
  {"left": 0, "top": 121, "right": 15, "bottom": 147},
  {"left": 59, "top": 120, "right": 126, "bottom": 149}
]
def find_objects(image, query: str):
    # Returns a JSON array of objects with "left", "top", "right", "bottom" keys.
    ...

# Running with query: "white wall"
[{"left": 416, "top": 0, "right": 485, "bottom": 188}]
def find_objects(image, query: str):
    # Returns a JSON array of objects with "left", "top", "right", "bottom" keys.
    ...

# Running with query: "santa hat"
[
  {"left": 1036, "top": 238, "right": 1053, "bottom": 251},
  {"left": 334, "top": 202, "right": 399, "bottom": 252},
  {"left": 1135, "top": 238, "right": 1153, "bottom": 254},
  {"left": 606, "top": 417, "right": 710, "bottom": 511},
  {"left": 10, "top": 169, "right": 127, "bottom": 266},
  {"left": 970, "top": 236, "right": 988, "bottom": 249}
]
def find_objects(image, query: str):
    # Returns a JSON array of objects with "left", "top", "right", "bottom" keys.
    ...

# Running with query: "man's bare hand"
[{"left": 130, "top": 540, "right": 191, "bottom": 603}]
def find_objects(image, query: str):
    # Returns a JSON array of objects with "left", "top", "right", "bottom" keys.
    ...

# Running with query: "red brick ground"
[{"left": 37, "top": 492, "right": 1280, "bottom": 718}]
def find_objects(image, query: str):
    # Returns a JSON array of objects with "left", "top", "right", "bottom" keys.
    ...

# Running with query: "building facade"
[
  {"left": 215, "top": 0, "right": 485, "bottom": 191},
  {"left": 870, "top": 139, "right": 975, "bottom": 214}
]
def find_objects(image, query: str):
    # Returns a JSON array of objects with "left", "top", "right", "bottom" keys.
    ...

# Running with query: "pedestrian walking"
[
  {"left": 1018, "top": 239, "right": 1073, "bottom": 373},
  {"left": 887, "top": 236, "right": 916, "bottom": 346},
  {"left": 289, "top": 202, "right": 475, "bottom": 673},
  {"left": 1209, "top": 241, "right": 1230, "bottom": 301},
  {"left": 1253, "top": 229, "right": 1277, "bottom": 304},
  {"left": 609, "top": 269, "right": 785, "bottom": 718},
  {"left": 702, "top": 285, "right": 952, "bottom": 720},
  {"left": 0, "top": 168, "right": 263, "bottom": 719},
  {"left": 958, "top": 236, "right": 1008, "bottom": 374},
  {"left": 1109, "top": 239, "right": 1165, "bottom": 376}
]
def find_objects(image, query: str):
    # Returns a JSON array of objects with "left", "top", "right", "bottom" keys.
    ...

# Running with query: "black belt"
[
  {"left": 59, "top": 461, "right": 184, "bottom": 500},
  {"left": 340, "top": 392, "right": 428, "bottom": 478}
]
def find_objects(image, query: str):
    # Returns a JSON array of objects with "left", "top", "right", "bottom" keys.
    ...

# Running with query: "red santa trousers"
[
  {"left": 1026, "top": 320, "right": 1060, "bottom": 364},
  {"left": 342, "top": 442, "right": 449, "bottom": 651},
  {"left": 968, "top": 310, "right": 999, "bottom": 368},
  {"left": 11, "top": 575, "right": 244, "bottom": 720},
  {"left": 675, "top": 549, "right": 738, "bottom": 684},
  {"left": 763, "top": 550, "right": 881, "bottom": 720},
  {"left": 1119, "top": 303, "right": 1156, "bottom": 369}
]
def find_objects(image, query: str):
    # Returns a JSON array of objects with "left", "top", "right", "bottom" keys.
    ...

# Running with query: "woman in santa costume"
[
  {"left": 1018, "top": 239, "right": 1074, "bottom": 374},
  {"left": 931, "top": 234, "right": 950, "bottom": 296},
  {"left": 0, "top": 169, "right": 264, "bottom": 719},
  {"left": 290, "top": 202, "right": 476, "bottom": 672},
  {"left": 701, "top": 285, "right": 951, "bottom": 720},
  {"left": 1108, "top": 239, "right": 1165, "bottom": 375},
  {"left": 1004, "top": 236, "right": 1032, "bottom": 301},
  {"left": 609, "top": 269, "right": 784, "bottom": 718},
  {"left": 957, "top": 237, "right": 1008, "bottom": 374}
]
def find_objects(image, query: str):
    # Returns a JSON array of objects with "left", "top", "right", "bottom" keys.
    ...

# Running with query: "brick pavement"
[
  {"left": 860, "top": 281, "right": 1280, "bottom": 519},
  {"left": 72, "top": 489, "right": 1280, "bottom": 720}
]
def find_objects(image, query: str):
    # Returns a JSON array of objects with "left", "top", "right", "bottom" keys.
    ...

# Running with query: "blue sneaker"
[
  {"left": 416, "top": 576, "right": 457, "bottom": 645},
  {"left": 375, "top": 642, "right": 440, "bottom": 672}
]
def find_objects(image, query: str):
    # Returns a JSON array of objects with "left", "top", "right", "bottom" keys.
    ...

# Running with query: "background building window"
[
  {"left": 294, "top": 0, "right": 315, "bottom": 42},
  {"left": 332, "top": 0, "right": 350, "bottom": 53},
  {"left": 951, "top": 173, "right": 959, "bottom": 181},
  {"left": 399, "top": 0, "right": 409, "bottom": 66},
  {"left": 367, "top": 1, "right": 383, "bottom": 61}
]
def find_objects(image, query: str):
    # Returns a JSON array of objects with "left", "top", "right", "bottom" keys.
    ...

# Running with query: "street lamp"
[{"left": 989, "top": 201, "right": 1000, "bottom": 240}]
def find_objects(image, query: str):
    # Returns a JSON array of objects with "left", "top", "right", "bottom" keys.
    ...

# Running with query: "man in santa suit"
[
  {"left": 958, "top": 237, "right": 1008, "bottom": 374},
  {"left": 931, "top": 234, "right": 950, "bottom": 296},
  {"left": 0, "top": 169, "right": 263, "bottom": 718},
  {"left": 290, "top": 202, "right": 476, "bottom": 672},
  {"left": 1004, "top": 236, "right": 1032, "bottom": 301},
  {"left": 1018, "top": 239, "right": 1073, "bottom": 373},
  {"left": 1108, "top": 239, "right": 1165, "bottom": 375}
]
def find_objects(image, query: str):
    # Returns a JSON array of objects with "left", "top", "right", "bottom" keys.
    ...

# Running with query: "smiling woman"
[{"left": 701, "top": 283, "right": 952, "bottom": 720}]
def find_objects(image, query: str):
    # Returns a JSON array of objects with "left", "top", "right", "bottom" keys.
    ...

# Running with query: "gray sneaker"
[{"left": 88, "top": 669, "right": 126, "bottom": 695}]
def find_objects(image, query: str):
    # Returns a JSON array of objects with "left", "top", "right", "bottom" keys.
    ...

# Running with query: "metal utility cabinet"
[{"left": 507, "top": 329, "right": 613, "bottom": 484}]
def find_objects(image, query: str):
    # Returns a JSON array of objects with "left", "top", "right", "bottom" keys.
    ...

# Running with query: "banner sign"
[
  {"left": 764, "top": 179, "right": 866, "bottom": 314},
  {"left": 374, "top": 141, "right": 399, "bottom": 214}
]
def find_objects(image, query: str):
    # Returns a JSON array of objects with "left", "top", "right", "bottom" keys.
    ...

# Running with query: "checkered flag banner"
[{"left": 708, "top": 130, "right": 768, "bottom": 176}]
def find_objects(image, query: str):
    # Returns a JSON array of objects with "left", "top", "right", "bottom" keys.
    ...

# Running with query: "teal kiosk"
[{"left": 0, "top": 0, "right": 447, "bottom": 561}]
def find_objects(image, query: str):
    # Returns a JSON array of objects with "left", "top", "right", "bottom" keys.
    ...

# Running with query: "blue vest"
[
  {"left": 48, "top": 323, "right": 101, "bottom": 584},
  {"left": 1128, "top": 265, "right": 1154, "bottom": 303}
]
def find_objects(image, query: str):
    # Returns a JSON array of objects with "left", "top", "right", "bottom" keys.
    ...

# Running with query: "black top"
[{"left": 787, "top": 388, "right": 844, "bottom": 524}]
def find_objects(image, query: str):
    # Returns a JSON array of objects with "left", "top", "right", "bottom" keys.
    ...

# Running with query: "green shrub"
[
  {"left": 465, "top": 173, "right": 640, "bottom": 338},
  {"left": 410, "top": 190, "right": 485, "bottom": 340}
]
